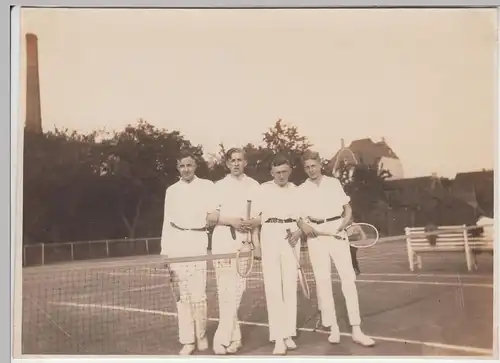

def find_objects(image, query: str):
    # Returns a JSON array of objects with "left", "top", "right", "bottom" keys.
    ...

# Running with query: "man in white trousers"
[
  {"left": 160, "top": 151, "right": 215, "bottom": 355},
  {"left": 248, "top": 154, "right": 303, "bottom": 355},
  {"left": 206, "top": 147, "right": 260, "bottom": 355},
  {"left": 297, "top": 150, "right": 375, "bottom": 347}
]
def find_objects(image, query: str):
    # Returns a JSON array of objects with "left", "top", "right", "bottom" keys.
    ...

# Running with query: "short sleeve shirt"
[
  {"left": 253, "top": 181, "right": 301, "bottom": 223},
  {"left": 297, "top": 175, "right": 350, "bottom": 219}
]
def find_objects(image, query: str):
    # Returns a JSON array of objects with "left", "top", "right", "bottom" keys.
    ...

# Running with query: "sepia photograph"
[{"left": 15, "top": 7, "right": 496, "bottom": 358}]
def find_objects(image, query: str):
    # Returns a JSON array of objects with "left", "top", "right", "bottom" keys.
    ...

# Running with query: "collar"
[
  {"left": 179, "top": 175, "right": 198, "bottom": 185},
  {"left": 306, "top": 174, "right": 325, "bottom": 187}
]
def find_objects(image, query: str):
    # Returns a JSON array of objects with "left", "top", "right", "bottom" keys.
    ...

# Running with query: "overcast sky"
[{"left": 18, "top": 8, "right": 497, "bottom": 178}]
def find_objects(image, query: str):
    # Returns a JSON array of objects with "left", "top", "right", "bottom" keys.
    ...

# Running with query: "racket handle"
[
  {"left": 246, "top": 200, "right": 252, "bottom": 219},
  {"left": 246, "top": 200, "right": 252, "bottom": 241}
]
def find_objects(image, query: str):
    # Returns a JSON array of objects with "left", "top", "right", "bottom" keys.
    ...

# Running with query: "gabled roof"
[{"left": 329, "top": 138, "right": 400, "bottom": 170}]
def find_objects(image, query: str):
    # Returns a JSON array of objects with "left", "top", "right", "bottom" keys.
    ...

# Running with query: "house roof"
[
  {"left": 329, "top": 138, "right": 400, "bottom": 170},
  {"left": 450, "top": 170, "right": 494, "bottom": 214}
]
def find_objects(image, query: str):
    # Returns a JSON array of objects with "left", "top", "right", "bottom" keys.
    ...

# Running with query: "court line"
[
  {"left": 135, "top": 268, "right": 492, "bottom": 279},
  {"left": 103, "top": 272, "right": 493, "bottom": 288},
  {"left": 48, "top": 301, "right": 493, "bottom": 356}
]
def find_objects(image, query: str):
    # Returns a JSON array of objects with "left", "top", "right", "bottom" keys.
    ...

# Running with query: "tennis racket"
[
  {"left": 165, "top": 263, "right": 181, "bottom": 303},
  {"left": 285, "top": 228, "right": 311, "bottom": 300},
  {"left": 312, "top": 221, "right": 380, "bottom": 249},
  {"left": 236, "top": 200, "right": 255, "bottom": 278},
  {"left": 332, "top": 147, "right": 357, "bottom": 186}
]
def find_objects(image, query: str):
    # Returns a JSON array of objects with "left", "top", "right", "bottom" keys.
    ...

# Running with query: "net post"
[
  {"left": 70, "top": 242, "right": 74, "bottom": 261},
  {"left": 145, "top": 239, "right": 149, "bottom": 254},
  {"left": 41, "top": 243, "right": 45, "bottom": 265},
  {"left": 106, "top": 240, "right": 109, "bottom": 257}
]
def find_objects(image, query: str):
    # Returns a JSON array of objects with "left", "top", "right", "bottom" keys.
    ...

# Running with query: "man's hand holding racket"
[
  {"left": 297, "top": 218, "right": 318, "bottom": 238},
  {"left": 286, "top": 229, "right": 303, "bottom": 247}
]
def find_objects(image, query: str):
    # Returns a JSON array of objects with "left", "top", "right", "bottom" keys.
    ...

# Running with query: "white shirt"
[
  {"left": 477, "top": 216, "right": 495, "bottom": 241},
  {"left": 297, "top": 175, "right": 350, "bottom": 220},
  {"left": 160, "top": 176, "right": 215, "bottom": 255},
  {"left": 214, "top": 174, "right": 261, "bottom": 220},
  {"left": 254, "top": 181, "right": 301, "bottom": 223},
  {"left": 211, "top": 174, "right": 260, "bottom": 253}
]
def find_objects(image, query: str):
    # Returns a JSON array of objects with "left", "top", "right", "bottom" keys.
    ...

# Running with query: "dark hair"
[
  {"left": 301, "top": 150, "right": 321, "bottom": 164},
  {"left": 225, "top": 147, "right": 246, "bottom": 161},
  {"left": 176, "top": 150, "right": 198, "bottom": 164},
  {"left": 271, "top": 153, "right": 292, "bottom": 168}
]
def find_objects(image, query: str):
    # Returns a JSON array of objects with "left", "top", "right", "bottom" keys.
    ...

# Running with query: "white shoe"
[
  {"left": 213, "top": 343, "right": 227, "bottom": 355},
  {"left": 226, "top": 340, "right": 242, "bottom": 354},
  {"left": 197, "top": 337, "right": 209, "bottom": 352},
  {"left": 273, "top": 340, "right": 287, "bottom": 355},
  {"left": 328, "top": 326, "right": 341, "bottom": 344},
  {"left": 284, "top": 337, "right": 297, "bottom": 350},
  {"left": 352, "top": 330, "right": 375, "bottom": 347},
  {"left": 179, "top": 344, "right": 195, "bottom": 355}
]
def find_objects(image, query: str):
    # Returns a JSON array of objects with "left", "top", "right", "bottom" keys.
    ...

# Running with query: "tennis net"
[{"left": 21, "top": 251, "right": 320, "bottom": 355}]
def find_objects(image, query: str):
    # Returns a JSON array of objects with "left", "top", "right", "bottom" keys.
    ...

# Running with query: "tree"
[
  {"left": 336, "top": 162, "right": 392, "bottom": 232},
  {"left": 261, "top": 119, "right": 313, "bottom": 185},
  {"left": 23, "top": 128, "right": 104, "bottom": 243},
  {"left": 98, "top": 119, "right": 208, "bottom": 238}
]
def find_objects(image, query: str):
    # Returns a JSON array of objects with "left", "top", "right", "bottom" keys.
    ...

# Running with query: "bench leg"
[
  {"left": 465, "top": 247, "right": 474, "bottom": 272},
  {"left": 408, "top": 250, "right": 415, "bottom": 271},
  {"left": 416, "top": 255, "right": 422, "bottom": 269}
]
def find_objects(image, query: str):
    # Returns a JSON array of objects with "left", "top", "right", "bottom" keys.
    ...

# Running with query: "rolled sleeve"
[{"left": 334, "top": 178, "right": 351, "bottom": 206}]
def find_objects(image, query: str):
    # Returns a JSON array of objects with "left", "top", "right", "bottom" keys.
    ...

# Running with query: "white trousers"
[
  {"left": 172, "top": 261, "right": 208, "bottom": 345},
  {"left": 307, "top": 220, "right": 361, "bottom": 327},
  {"left": 212, "top": 226, "right": 247, "bottom": 346},
  {"left": 261, "top": 223, "right": 300, "bottom": 341},
  {"left": 163, "top": 229, "right": 209, "bottom": 345}
]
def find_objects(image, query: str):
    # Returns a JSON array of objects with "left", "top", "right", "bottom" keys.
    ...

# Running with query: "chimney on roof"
[
  {"left": 25, "top": 33, "right": 42, "bottom": 133},
  {"left": 341, "top": 138, "right": 345, "bottom": 148}
]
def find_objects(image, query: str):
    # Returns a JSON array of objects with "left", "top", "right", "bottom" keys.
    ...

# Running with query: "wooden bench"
[
  {"left": 468, "top": 234, "right": 494, "bottom": 270},
  {"left": 405, "top": 225, "right": 475, "bottom": 271}
]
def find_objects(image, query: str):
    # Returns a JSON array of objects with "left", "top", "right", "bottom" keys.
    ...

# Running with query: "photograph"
[{"left": 16, "top": 7, "right": 496, "bottom": 357}]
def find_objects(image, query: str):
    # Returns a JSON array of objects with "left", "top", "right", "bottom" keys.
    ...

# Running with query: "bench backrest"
[
  {"left": 405, "top": 225, "right": 467, "bottom": 250},
  {"left": 468, "top": 235, "right": 494, "bottom": 250}
]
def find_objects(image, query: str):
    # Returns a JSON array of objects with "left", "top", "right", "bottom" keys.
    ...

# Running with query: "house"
[
  {"left": 383, "top": 174, "right": 477, "bottom": 229},
  {"left": 329, "top": 138, "right": 404, "bottom": 180},
  {"left": 450, "top": 170, "right": 494, "bottom": 217}
]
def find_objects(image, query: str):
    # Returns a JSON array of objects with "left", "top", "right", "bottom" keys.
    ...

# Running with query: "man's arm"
[
  {"left": 337, "top": 203, "right": 353, "bottom": 232},
  {"left": 160, "top": 188, "right": 173, "bottom": 255},
  {"left": 205, "top": 181, "right": 249, "bottom": 232}
]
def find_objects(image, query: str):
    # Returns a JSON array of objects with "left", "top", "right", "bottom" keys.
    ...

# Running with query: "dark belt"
[
  {"left": 265, "top": 218, "right": 297, "bottom": 224},
  {"left": 170, "top": 222, "right": 208, "bottom": 232},
  {"left": 308, "top": 216, "right": 341, "bottom": 224}
]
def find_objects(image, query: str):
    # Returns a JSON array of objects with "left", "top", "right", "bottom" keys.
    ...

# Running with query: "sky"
[{"left": 17, "top": 8, "right": 497, "bottom": 178}]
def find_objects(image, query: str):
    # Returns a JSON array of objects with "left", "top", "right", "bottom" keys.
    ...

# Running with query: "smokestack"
[
  {"left": 341, "top": 138, "right": 345, "bottom": 148},
  {"left": 25, "top": 33, "right": 42, "bottom": 133}
]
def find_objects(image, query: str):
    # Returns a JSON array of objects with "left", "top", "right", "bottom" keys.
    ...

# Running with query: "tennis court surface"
[{"left": 21, "top": 240, "right": 495, "bottom": 357}]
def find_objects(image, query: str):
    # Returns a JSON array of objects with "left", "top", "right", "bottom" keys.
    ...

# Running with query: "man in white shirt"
[
  {"left": 247, "top": 154, "right": 303, "bottom": 355},
  {"left": 297, "top": 150, "right": 375, "bottom": 347},
  {"left": 160, "top": 151, "right": 215, "bottom": 355},
  {"left": 206, "top": 147, "right": 261, "bottom": 355}
]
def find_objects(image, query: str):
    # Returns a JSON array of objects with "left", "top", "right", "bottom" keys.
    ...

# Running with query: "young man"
[
  {"left": 160, "top": 151, "right": 215, "bottom": 355},
  {"left": 248, "top": 154, "right": 303, "bottom": 355},
  {"left": 296, "top": 150, "right": 375, "bottom": 347},
  {"left": 206, "top": 147, "right": 260, "bottom": 355}
]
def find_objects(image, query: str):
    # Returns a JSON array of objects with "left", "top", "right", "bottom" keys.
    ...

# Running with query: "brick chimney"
[{"left": 25, "top": 33, "right": 42, "bottom": 133}]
